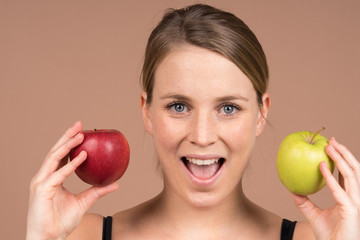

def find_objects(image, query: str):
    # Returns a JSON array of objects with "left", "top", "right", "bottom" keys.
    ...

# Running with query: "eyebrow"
[
  {"left": 160, "top": 93, "right": 249, "bottom": 102},
  {"left": 160, "top": 94, "right": 191, "bottom": 101},
  {"left": 216, "top": 95, "right": 249, "bottom": 102}
]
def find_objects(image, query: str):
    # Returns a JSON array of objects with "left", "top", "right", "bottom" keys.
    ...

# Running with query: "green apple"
[{"left": 277, "top": 128, "right": 335, "bottom": 196}]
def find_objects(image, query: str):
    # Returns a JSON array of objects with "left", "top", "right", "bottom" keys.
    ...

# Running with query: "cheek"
[
  {"left": 152, "top": 114, "right": 186, "bottom": 153},
  {"left": 222, "top": 118, "right": 258, "bottom": 184},
  {"left": 222, "top": 115, "right": 258, "bottom": 153}
]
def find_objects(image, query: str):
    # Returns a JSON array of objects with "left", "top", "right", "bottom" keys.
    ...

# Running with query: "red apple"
[{"left": 69, "top": 129, "right": 130, "bottom": 186}]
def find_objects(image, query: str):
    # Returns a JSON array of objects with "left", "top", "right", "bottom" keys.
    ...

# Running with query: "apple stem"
[
  {"left": 310, "top": 127, "right": 325, "bottom": 144},
  {"left": 94, "top": 128, "right": 97, "bottom": 131}
]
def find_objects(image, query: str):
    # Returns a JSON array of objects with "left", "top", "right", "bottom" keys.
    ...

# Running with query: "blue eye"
[
  {"left": 223, "top": 105, "right": 235, "bottom": 114},
  {"left": 173, "top": 103, "right": 186, "bottom": 112},
  {"left": 220, "top": 104, "right": 240, "bottom": 115},
  {"left": 166, "top": 102, "right": 188, "bottom": 113}
]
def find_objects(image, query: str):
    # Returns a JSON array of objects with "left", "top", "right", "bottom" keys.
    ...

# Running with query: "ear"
[
  {"left": 140, "top": 91, "right": 153, "bottom": 135},
  {"left": 256, "top": 93, "right": 271, "bottom": 136}
]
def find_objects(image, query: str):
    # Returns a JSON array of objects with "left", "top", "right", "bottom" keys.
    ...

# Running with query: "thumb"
[
  {"left": 76, "top": 182, "right": 119, "bottom": 213},
  {"left": 291, "top": 192, "right": 322, "bottom": 224}
]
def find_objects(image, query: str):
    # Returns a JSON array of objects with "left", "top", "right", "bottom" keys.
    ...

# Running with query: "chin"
[{"left": 185, "top": 190, "right": 227, "bottom": 209}]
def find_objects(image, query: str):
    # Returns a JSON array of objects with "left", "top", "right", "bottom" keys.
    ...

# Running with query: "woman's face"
[{"left": 141, "top": 44, "right": 270, "bottom": 208}]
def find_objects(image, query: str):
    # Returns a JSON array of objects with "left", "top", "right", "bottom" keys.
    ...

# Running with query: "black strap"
[
  {"left": 102, "top": 216, "right": 112, "bottom": 240},
  {"left": 102, "top": 216, "right": 295, "bottom": 239},
  {"left": 281, "top": 219, "right": 297, "bottom": 240}
]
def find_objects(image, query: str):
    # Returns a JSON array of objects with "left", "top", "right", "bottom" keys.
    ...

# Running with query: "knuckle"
[
  {"left": 66, "top": 160, "right": 76, "bottom": 171},
  {"left": 69, "top": 158, "right": 81, "bottom": 171},
  {"left": 58, "top": 161, "right": 77, "bottom": 179},
  {"left": 29, "top": 177, "right": 46, "bottom": 194},
  {"left": 49, "top": 143, "right": 59, "bottom": 152},
  {"left": 64, "top": 127, "right": 72, "bottom": 136},
  {"left": 353, "top": 164, "right": 360, "bottom": 175},
  {"left": 45, "top": 151, "right": 55, "bottom": 161},
  {"left": 340, "top": 144, "right": 349, "bottom": 153},
  {"left": 54, "top": 169, "right": 67, "bottom": 182},
  {"left": 353, "top": 158, "right": 360, "bottom": 169},
  {"left": 344, "top": 171, "right": 354, "bottom": 180},
  {"left": 65, "top": 137, "right": 77, "bottom": 151}
]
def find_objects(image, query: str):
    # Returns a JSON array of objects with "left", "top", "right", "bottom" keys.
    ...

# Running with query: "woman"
[{"left": 26, "top": 4, "right": 360, "bottom": 240}]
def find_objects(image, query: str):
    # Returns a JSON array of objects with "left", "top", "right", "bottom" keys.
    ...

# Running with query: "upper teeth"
[{"left": 186, "top": 158, "right": 219, "bottom": 166}]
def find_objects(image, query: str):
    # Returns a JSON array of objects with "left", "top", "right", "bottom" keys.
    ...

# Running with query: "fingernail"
[{"left": 329, "top": 137, "right": 336, "bottom": 146}]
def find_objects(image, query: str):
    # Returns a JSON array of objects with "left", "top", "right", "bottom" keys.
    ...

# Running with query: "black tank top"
[
  {"left": 102, "top": 216, "right": 112, "bottom": 240},
  {"left": 102, "top": 216, "right": 297, "bottom": 240}
]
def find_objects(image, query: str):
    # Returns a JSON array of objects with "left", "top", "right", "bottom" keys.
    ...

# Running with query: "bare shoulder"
[
  {"left": 66, "top": 213, "right": 104, "bottom": 240},
  {"left": 294, "top": 221, "right": 315, "bottom": 240},
  {"left": 111, "top": 197, "right": 163, "bottom": 238},
  {"left": 111, "top": 200, "right": 156, "bottom": 234}
]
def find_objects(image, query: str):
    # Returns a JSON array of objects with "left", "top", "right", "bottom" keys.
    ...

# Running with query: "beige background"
[{"left": 1, "top": 0, "right": 360, "bottom": 239}]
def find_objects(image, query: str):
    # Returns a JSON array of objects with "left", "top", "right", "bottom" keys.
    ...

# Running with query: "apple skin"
[
  {"left": 277, "top": 131, "right": 335, "bottom": 196},
  {"left": 69, "top": 129, "right": 130, "bottom": 186}
]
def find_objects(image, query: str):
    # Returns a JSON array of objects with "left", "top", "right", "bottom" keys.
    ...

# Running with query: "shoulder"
[
  {"left": 111, "top": 197, "right": 163, "bottom": 238},
  {"left": 66, "top": 213, "right": 104, "bottom": 240},
  {"left": 111, "top": 201, "right": 154, "bottom": 236},
  {"left": 293, "top": 221, "right": 315, "bottom": 240}
]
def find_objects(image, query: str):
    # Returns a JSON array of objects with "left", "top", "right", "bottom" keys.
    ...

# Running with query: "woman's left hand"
[{"left": 292, "top": 137, "right": 360, "bottom": 240}]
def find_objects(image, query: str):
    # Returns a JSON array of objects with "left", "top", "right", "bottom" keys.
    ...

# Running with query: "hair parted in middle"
[{"left": 141, "top": 4, "right": 269, "bottom": 106}]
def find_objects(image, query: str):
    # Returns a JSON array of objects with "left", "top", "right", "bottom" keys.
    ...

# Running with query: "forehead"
[{"left": 153, "top": 44, "right": 256, "bottom": 99}]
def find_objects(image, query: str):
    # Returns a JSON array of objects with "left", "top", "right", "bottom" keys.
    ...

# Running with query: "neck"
[{"left": 154, "top": 180, "right": 257, "bottom": 237}]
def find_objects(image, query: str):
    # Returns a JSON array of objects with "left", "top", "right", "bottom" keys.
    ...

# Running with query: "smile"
[
  {"left": 186, "top": 158, "right": 220, "bottom": 165},
  {"left": 181, "top": 156, "right": 225, "bottom": 185}
]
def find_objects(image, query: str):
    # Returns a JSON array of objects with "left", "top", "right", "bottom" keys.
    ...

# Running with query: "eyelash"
[
  {"left": 165, "top": 101, "right": 189, "bottom": 115},
  {"left": 218, "top": 102, "right": 242, "bottom": 116},
  {"left": 165, "top": 101, "right": 242, "bottom": 116}
]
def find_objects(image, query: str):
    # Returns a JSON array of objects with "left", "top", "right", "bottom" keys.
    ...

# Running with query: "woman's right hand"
[{"left": 26, "top": 121, "right": 119, "bottom": 240}]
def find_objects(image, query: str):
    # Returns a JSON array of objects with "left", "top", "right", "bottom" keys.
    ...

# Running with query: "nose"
[{"left": 187, "top": 110, "right": 218, "bottom": 147}]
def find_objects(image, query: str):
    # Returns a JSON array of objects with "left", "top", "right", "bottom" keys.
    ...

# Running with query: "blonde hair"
[{"left": 141, "top": 4, "right": 269, "bottom": 105}]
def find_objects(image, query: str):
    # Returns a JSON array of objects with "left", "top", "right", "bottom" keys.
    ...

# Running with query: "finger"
[
  {"left": 76, "top": 182, "right": 119, "bottom": 214},
  {"left": 330, "top": 137, "right": 360, "bottom": 176},
  {"left": 37, "top": 133, "right": 84, "bottom": 181},
  {"left": 326, "top": 144, "right": 360, "bottom": 200},
  {"left": 320, "top": 161, "right": 353, "bottom": 207},
  {"left": 291, "top": 193, "right": 322, "bottom": 224},
  {"left": 46, "top": 151, "right": 87, "bottom": 187},
  {"left": 326, "top": 143, "right": 356, "bottom": 185},
  {"left": 50, "top": 121, "right": 83, "bottom": 152}
]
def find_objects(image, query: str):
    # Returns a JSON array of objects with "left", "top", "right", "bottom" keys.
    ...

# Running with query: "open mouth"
[{"left": 181, "top": 157, "right": 225, "bottom": 180}]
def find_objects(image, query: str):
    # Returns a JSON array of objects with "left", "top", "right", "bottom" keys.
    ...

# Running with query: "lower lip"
[{"left": 181, "top": 159, "right": 225, "bottom": 187}]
